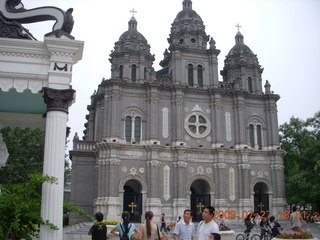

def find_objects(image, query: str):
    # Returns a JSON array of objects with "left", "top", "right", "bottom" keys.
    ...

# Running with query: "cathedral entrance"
[
  {"left": 253, "top": 182, "right": 269, "bottom": 215},
  {"left": 190, "top": 179, "right": 211, "bottom": 222},
  {"left": 123, "top": 180, "right": 142, "bottom": 223}
]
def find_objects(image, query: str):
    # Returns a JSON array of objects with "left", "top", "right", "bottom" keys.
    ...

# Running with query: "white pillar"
[
  {"left": 40, "top": 87, "right": 74, "bottom": 240},
  {"left": 40, "top": 111, "right": 68, "bottom": 239}
]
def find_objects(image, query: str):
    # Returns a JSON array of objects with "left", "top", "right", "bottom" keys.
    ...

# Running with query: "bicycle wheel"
[
  {"left": 250, "top": 234, "right": 260, "bottom": 240},
  {"left": 265, "top": 232, "right": 273, "bottom": 240},
  {"left": 236, "top": 233, "right": 246, "bottom": 240}
]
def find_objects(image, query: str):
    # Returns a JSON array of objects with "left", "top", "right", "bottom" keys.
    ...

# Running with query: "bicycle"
[
  {"left": 236, "top": 231, "right": 260, "bottom": 240},
  {"left": 250, "top": 227, "right": 273, "bottom": 240}
]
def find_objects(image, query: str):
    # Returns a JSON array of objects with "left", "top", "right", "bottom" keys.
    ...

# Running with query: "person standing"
[
  {"left": 110, "top": 211, "right": 138, "bottom": 239},
  {"left": 290, "top": 206, "right": 305, "bottom": 232},
  {"left": 173, "top": 209, "right": 196, "bottom": 240},
  {"left": 139, "top": 211, "right": 162, "bottom": 240},
  {"left": 160, "top": 213, "right": 168, "bottom": 233},
  {"left": 197, "top": 206, "right": 219, "bottom": 240},
  {"left": 88, "top": 212, "right": 107, "bottom": 240}
]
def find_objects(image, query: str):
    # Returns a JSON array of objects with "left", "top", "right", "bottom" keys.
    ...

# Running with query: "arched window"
[
  {"left": 131, "top": 64, "right": 137, "bottom": 82},
  {"left": 249, "top": 124, "right": 254, "bottom": 148},
  {"left": 125, "top": 116, "right": 132, "bottom": 142},
  {"left": 144, "top": 67, "right": 147, "bottom": 80},
  {"left": 124, "top": 113, "right": 142, "bottom": 143},
  {"left": 257, "top": 125, "right": 262, "bottom": 149},
  {"left": 188, "top": 64, "right": 194, "bottom": 86},
  {"left": 135, "top": 117, "right": 141, "bottom": 143},
  {"left": 248, "top": 77, "right": 253, "bottom": 93},
  {"left": 197, "top": 65, "right": 203, "bottom": 87},
  {"left": 119, "top": 65, "right": 123, "bottom": 80},
  {"left": 248, "top": 120, "right": 263, "bottom": 150}
]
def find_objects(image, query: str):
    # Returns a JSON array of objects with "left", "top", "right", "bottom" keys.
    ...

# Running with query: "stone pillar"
[
  {"left": 173, "top": 88, "right": 184, "bottom": 143},
  {"left": 146, "top": 86, "right": 159, "bottom": 142},
  {"left": 234, "top": 95, "right": 246, "bottom": 147},
  {"left": 146, "top": 149, "right": 161, "bottom": 220},
  {"left": 210, "top": 92, "right": 223, "bottom": 147},
  {"left": 110, "top": 83, "right": 121, "bottom": 139},
  {"left": 40, "top": 88, "right": 74, "bottom": 240}
]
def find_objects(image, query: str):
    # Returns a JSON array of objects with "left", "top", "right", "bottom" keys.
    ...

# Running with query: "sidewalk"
[{"left": 63, "top": 221, "right": 320, "bottom": 240}]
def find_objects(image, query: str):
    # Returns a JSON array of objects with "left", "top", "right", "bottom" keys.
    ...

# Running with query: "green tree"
[
  {"left": 0, "top": 173, "right": 58, "bottom": 240},
  {"left": 0, "top": 127, "right": 44, "bottom": 184},
  {"left": 280, "top": 111, "right": 320, "bottom": 211}
]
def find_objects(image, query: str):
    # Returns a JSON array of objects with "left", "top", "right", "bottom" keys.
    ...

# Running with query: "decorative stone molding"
[
  {"left": 197, "top": 165, "right": 205, "bottom": 175},
  {"left": 217, "top": 163, "right": 227, "bottom": 169},
  {"left": 175, "top": 161, "right": 188, "bottom": 168},
  {"left": 43, "top": 87, "right": 75, "bottom": 113},
  {"left": 130, "top": 167, "right": 137, "bottom": 176},
  {"left": 108, "top": 158, "right": 120, "bottom": 166},
  {"left": 148, "top": 160, "right": 161, "bottom": 167},
  {"left": 238, "top": 163, "right": 251, "bottom": 170}
]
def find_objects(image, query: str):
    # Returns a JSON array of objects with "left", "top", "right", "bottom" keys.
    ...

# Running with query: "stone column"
[
  {"left": 234, "top": 95, "right": 246, "bottom": 147},
  {"left": 40, "top": 88, "right": 74, "bottom": 240},
  {"left": 210, "top": 92, "right": 223, "bottom": 146},
  {"left": 110, "top": 83, "right": 121, "bottom": 139},
  {"left": 173, "top": 88, "right": 184, "bottom": 143}
]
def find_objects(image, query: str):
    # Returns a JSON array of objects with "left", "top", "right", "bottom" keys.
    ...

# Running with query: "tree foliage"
[
  {"left": 0, "top": 173, "right": 57, "bottom": 240},
  {"left": 0, "top": 127, "right": 44, "bottom": 184},
  {"left": 280, "top": 111, "right": 320, "bottom": 211}
]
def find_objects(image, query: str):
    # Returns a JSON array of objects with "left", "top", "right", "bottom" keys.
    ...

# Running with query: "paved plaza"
[{"left": 63, "top": 221, "right": 320, "bottom": 240}]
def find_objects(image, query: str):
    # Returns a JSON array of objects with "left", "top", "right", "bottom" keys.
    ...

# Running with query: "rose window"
[{"left": 184, "top": 112, "right": 211, "bottom": 138}]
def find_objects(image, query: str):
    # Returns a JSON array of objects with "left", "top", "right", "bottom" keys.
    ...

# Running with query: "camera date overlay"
[{"left": 212, "top": 210, "right": 306, "bottom": 220}]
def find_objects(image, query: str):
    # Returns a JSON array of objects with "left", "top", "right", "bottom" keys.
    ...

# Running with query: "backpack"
[{"left": 119, "top": 223, "right": 131, "bottom": 240}]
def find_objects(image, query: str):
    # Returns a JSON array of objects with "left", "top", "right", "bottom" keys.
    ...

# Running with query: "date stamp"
[{"left": 212, "top": 210, "right": 306, "bottom": 220}]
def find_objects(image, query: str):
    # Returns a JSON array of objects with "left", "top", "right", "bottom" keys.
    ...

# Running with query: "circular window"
[
  {"left": 179, "top": 39, "right": 184, "bottom": 44},
  {"left": 191, "top": 38, "right": 196, "bottom": 43},
  {"left": 184, "top": 112, "right": 211, "bottom": 138}
]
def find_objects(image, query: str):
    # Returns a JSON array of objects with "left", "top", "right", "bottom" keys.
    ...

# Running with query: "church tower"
[
  {"left": 70, "top": 0, "right": 286, "bottom": 224},
  {"left": 220, "top": 30, "right": 264, "bottom": 94},
  {"left": 109, "top": 15, "right": 155, "bottom": 83},
  {"left": 159, "top": 0, "right": 220, "bottom": 87}
]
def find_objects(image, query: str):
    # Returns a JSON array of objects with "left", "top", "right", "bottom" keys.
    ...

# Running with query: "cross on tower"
[
  {"left": 130, "top": 8, "right": 137, "bottom": 17},
  {"left": 235, "top": 23, "right": 242, "bottom": 32}
]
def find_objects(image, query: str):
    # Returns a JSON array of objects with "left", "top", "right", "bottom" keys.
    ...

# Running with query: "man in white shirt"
[
  {"left": 197, "top": 206, "right": 220, "bottom": 240},
  {"left": 173, "top": 209, "right": 196, "bottom": 240}
]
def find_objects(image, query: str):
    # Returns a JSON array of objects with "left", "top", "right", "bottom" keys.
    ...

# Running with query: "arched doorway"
[
  {"left": 254, "top": 182, "right": 269, "bottom": 214},
  {"left": 190, "top": 179, "right": 211, "bottom": 222},
  {"left": 123, "top": 180, "right": 142, "bottom": 222}
]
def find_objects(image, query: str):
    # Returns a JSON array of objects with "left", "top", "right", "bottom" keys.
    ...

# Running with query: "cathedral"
[{"left": 70, "top": 0, "right": 286, "bottom": 223}]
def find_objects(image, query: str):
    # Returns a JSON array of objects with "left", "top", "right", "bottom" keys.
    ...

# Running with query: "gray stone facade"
[{"left": 70, "top": 0, "right": 286, "bottom": 224}]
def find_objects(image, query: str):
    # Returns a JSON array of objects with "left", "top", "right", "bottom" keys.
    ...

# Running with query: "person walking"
[
  {"left": 290, "top": 206, "right": 305, "bottom": 232},
  {"left": 110, "top": 211, "right": 138, "bottom": 240},
  {"left": 88, "top": 212, "right": 107, "bottom": 240},
  {"left": 197, "top": 206, "right": 219, "bottom": 240},
  {"left": 173, "top": 209, "right": 196, "bottom": 240},
  {"left": 139, "top": 211, "right": 162, "bottom": 240},
  {"left": 160, "top": 213, "right": 168, "bottom": 233}
]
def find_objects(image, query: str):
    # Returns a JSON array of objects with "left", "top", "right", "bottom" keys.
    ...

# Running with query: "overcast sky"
[{"left": 23, "top": 0, "right": 320, "bottom": 144}]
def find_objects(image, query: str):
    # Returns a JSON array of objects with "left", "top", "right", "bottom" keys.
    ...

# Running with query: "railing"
[{"left": 73, "top": 141, "right": 96, "bottom": 151}]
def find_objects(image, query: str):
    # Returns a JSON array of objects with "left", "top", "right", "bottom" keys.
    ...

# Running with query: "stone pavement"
[{"left": 63, "top": 221, "right": 320, "bottom": 240}]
